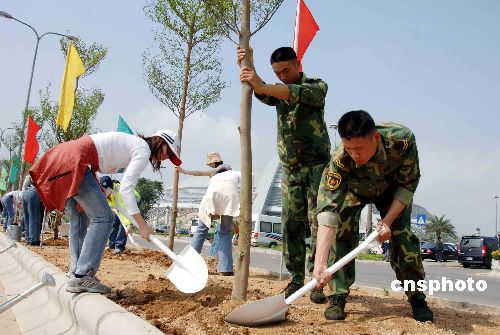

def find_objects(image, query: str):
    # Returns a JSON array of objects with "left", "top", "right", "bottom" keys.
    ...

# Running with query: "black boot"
[
  {"left": 410, "top": 296, "right": 434, "bottom": 322},
  {"left": 281, "top": 280, "right": 303, "bottom": 298},
  {"left": 324, "top": 294, "right": 348, "bottom": 320},
  {"left": 310, "top": 288, "right": 327, "bottom": 304}
]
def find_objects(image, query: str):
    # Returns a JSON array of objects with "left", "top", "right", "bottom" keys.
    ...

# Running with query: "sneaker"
[
  {"left": 281, "top": 281, "right": 303, "bottom": 299},
  {"left": 113, "top": 248, "right": 124, "bottom": 254},
  {"left": 66, "top": 275, "right": 112, "bottom": 294},
  {"left": 410, "top": 296, "right": 434, "bottom": 322},
  {"left": 310, "top": 288, "right": 327, "bottom": 304},
  {"left": 324, "top": 294, "right": 348, "bottom": 320},
  {"left": 218, "top": 272, "right": 234, "bottom": 276}
]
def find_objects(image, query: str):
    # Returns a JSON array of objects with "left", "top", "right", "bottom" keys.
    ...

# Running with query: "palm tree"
[{"left": 425, "top": 214, "right": 458, "bottom": 241}]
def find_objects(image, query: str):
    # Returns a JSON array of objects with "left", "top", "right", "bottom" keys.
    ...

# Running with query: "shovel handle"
[
  {"left": 285, "top": 229, "right": 381, "bottom": 305},
  {"left": 149, "top": 235, "right": 180, "bottom": 262},
  {"left": 109, "top": 198, "right": 182, "bottom": 264}
]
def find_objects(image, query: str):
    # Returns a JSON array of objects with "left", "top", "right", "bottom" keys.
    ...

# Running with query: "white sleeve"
[
  {"left": 22, "top": 175, "right": 32, "bottom": 192},
  {"left": 119, "top": 147, "right": 150, "bottom": 215}
]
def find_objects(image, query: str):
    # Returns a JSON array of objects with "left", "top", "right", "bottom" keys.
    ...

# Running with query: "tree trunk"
[
  {"left": 366, "top": 203, "right": 373, "bottom": 236},
  {"left": 53, "top": 211, "right": 63, "bottom": 240},
  {"left": 168, "top": 31, "right": 194, "bottom": 250},
  {"left": 232, "top": 0, "right": 252, "bottom": 300}
]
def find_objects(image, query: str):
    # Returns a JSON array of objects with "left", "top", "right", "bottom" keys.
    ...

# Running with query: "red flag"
[
  {"left": 293, "top": 0, "right": 319, "bottom": 69},
  {"left": 24, "top": 115, "right": 41, "bottom": 164}
]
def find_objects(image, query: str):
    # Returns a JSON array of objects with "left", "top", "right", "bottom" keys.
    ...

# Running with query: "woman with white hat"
[
  {"left": 176, "top": 152, "right": 239, "bottom": 275},
  {"left": 29, "top": 129, "right": 181, "bottom": 293}
]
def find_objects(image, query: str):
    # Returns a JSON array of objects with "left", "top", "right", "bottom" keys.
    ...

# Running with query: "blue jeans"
[
  {"left": 65, "top": 169, "right": 114, "bottom": 276},
  {"left": 23, "top": 187, "right": 42, "bottom": 243},
  {"left": 191, "top": 215, "right": 233, "bottom": 273},
  {"left": 108, "top": 213, "right": 127, "bottom": 251},
  {"left": 1, "top": 195, "right": 14, "bottom": 230}
]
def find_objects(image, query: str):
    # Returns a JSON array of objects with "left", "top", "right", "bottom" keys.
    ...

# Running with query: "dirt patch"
[
  {"left": 41, "top": 237, "right": 69, "bottom": 247},
  {"left": 28, "top": 243, "right": 499, "bottom": 334}
]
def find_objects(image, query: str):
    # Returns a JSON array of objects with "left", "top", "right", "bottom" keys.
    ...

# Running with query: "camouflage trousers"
[
  {"left": 281, "top": 163, "right": 332, "bottom": 284},
  {"left": 328, "top": 188, "right": 426, "bottom": 300}
]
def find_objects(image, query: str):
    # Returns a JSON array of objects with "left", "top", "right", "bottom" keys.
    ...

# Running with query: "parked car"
[
  {"left": 176, "top": 227, "right": 190, "bottom": 235},
  {"left": 458, "top": 235, "right": 499, "bottom": 269},
  {"left": 155, "top": 224, "right": 170, "bottom": 234},
  {"left": 420, "top": 242, "right": 458, "bottom": 261}
]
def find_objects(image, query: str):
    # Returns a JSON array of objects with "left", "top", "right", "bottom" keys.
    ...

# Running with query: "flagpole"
[{"left": 293, "top": 0, "right": 300, "bottom": 52}]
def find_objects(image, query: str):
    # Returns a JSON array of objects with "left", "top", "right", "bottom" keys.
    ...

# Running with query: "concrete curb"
[
  {"left": 0, "top": 233, "right": 163, "bottom": 335},
  {"left": 254, "top": 267, "right": 500, "bottom": 316}
]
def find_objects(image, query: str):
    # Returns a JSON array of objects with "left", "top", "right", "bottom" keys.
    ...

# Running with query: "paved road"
[{"left": 136, "top": 235, "right": 500, "bottom": 307}]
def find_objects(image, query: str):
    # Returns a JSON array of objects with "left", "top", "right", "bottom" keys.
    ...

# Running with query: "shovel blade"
[
  {"left": 225, "top": 294, "right": 289, "bottom": 326},
  {"left": 166, "top": 245, "right": 208, "bottom": 294}
]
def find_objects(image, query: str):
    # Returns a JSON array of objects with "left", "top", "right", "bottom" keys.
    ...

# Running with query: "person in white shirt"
[
  {"left": 29, "top": 129, "right": 181, "bottom": 293},
  {"left": 1, "top": 190, "right": 23, "bottom": 231},
  {"left": 178, "top": 152, "right": 239, "bottom": 275}
]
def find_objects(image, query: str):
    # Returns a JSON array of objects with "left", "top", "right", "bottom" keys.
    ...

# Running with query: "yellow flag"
[{"left": 56, "top": 43, "right": 86, "bottom": 131}]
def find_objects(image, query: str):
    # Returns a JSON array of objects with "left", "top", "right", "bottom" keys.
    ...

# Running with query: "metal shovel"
[
  {"left": 0, "top": 272, "right": 56, "bottom": 313},
  {"left": 112, "top": 199, "right": 208, "bottom": 294},
  {"left": 0, "top": 241, "right": 16, "bottom": 254},
  {"left": 225, "top": 229, "right": 383, "bottom": 326}
]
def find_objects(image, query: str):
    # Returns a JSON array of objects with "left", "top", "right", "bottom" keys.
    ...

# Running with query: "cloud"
[{"left": 128, "top": 101, "right": 272, "bottom": 174}]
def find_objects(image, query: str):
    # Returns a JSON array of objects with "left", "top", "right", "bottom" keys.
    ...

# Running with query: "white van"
[
  {"left": 251, "top": 214, "right": 312, "bottom": 248},
  {"left": 251, "top": 214, "right": 283, "bottom": 247}
]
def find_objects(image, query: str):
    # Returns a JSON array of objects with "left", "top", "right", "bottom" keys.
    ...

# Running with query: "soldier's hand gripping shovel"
[
  {"left": 225, "top": 228, "right": 385, "bottom": 326},
  {"left": 112, "top": 195, "right": 208, "bottom": 294}
]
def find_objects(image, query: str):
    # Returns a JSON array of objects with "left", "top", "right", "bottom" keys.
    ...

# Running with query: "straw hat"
[{"left": 206, "top": 152, "right": 223, "bottom": 165}]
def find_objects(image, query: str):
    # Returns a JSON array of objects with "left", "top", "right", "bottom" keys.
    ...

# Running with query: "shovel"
[
  {"left": 0, "top": 241, "right": 16, "bottom": 254},
  {"left": 111, "top": 197, "right": 208, "bottom": 294},
  {"left": 225, "top": 229, "right": 383, "bottom": 326}
]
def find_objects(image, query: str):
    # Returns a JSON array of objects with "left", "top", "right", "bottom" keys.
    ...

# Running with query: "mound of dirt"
[{"left": 28, "top": 243, "right": 499, "bottom": 335}]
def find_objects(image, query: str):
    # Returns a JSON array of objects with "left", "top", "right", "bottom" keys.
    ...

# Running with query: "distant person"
[
  {"left": 238, "top": 45, "right": 331, "bottom": 303},
  {"left": 100, "top": 176, "right": 140, "bottom": 254},
  {"left": 382, "top": 240, "right": 391, "bottom": 262},
  {"left": 22, "top": 175, "right": 44, "bottom": 246},
  {"left": 177, "top": 152, "right": 239, "bottom": 275},
  {"left": 29, "top": 130, "right": 181, "bottom": 294},
  {"left": 1, "top": 190, "right": 23, "bottom": 231},
  {"left": 435, "top": 236, "right": 443, "bottom": 262},
  {"left": 0, "top": 198, "right": 4, "bottom": 231},
  {"left": 313, "top": 110, "right": 433, "bottom": 322}
]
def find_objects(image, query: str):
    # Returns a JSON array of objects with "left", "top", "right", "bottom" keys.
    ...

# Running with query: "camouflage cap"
[{"left": 206, "top": 152, "right": 223, "bottom": 165}]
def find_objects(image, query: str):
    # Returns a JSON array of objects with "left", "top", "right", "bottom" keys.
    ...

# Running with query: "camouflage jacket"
[
  {"left": 255, "top": 73, "right": 331, "bottom": 168},
  {"left": 317, "top": 123, "right": 420, "bottom": 227}
]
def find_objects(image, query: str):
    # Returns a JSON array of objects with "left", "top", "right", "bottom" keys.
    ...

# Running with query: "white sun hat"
[{"left": 152, "top": 129, "right": 182, "bottom": 166}]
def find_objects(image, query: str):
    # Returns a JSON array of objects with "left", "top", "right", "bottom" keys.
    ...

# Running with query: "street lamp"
[
  {"left": 0, "top": 10, "right": 76, "bottom": 187},
  {"left": 494, "top": 195, "right": 499, "bottom": 238},
  {"left": 329, "top": 123, "right": 338, "bottom": 148}
]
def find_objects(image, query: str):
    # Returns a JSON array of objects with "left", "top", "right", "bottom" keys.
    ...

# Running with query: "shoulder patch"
[
  {"left": 326, "top": 171, "right": 342, "bottom": 191},
  {"left": 393, "top": 139, "right": 411, "bottom": 151},
  {"left": 334, "top": 153, "right": 350, "bottom": 171}
]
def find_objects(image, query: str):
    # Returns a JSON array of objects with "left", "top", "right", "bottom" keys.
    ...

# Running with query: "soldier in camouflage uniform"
[
  {"left": 313, "top": 110, "right": 434, "bottom": 322},
  {"left": 238, "top": 46, "right": 331, "bottom": 303}
]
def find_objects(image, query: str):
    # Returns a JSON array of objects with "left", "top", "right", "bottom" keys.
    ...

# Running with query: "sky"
[{"left": 1, "top": 0, "right": 500, "bottom": 237}]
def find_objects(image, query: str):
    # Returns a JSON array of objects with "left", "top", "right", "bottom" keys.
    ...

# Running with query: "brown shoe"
[{"left": 219, "top": 272, "right": 234, "bottom": 276}]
